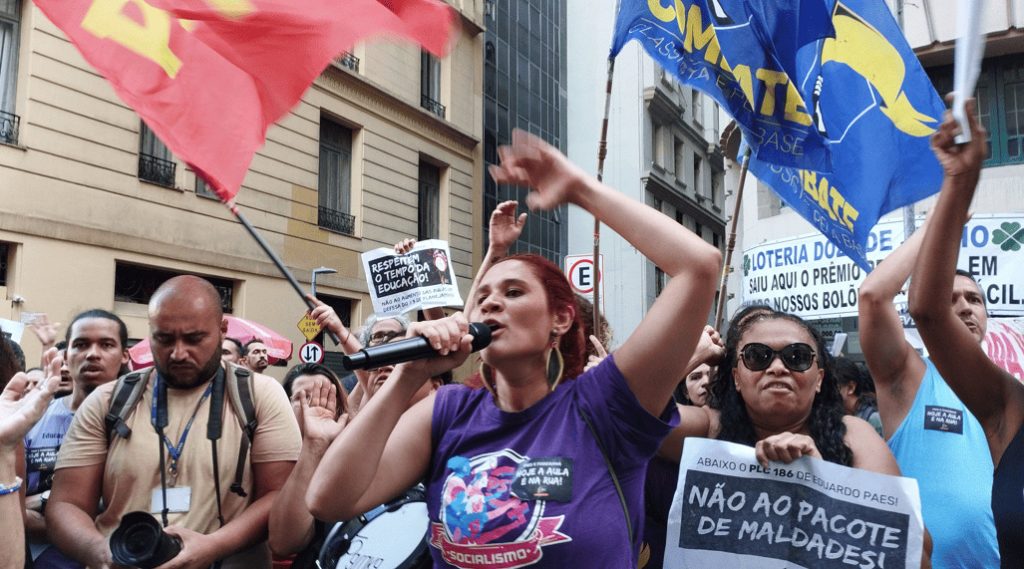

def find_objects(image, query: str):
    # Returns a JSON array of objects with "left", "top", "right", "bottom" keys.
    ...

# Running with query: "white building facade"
[{"left": 566, "top": 2, "right": 725, "bottom": 345}]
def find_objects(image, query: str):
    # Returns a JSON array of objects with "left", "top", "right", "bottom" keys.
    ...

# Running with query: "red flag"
[{"left": 32, "top": 0, "right": 456, "bottom": 202}]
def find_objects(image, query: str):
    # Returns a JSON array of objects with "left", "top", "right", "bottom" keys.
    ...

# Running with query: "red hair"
[{"left": 493, "top": 254, "right": 586, "bottom": 380}]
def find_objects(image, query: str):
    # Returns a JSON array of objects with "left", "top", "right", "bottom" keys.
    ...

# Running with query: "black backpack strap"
[
  {"left": 225, "top": 366, "right": 257, "bottom": 498},
  {"left": 104, "top": 369, "right": 152, "bottom": 441}
]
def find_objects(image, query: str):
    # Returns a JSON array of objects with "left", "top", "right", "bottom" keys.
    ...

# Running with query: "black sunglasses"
[{"left": 740, "top": 343, "right": 816, "bottom": 372}]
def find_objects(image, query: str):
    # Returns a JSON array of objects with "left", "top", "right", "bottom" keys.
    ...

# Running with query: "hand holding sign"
[{"left": 755, "top": 432, "right": 823, "bottom": 468}]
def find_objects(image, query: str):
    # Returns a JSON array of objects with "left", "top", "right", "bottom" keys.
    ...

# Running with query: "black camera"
[{"left": 110, "top": 511, "right": 182, "bottom": 569}]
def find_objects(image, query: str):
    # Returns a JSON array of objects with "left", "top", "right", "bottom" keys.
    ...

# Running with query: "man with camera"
[{"left": 47, "top": 276, "right": 301, "bottom": 569}]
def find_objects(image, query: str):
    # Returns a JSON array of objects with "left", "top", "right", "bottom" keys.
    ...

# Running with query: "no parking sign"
[{"left": 564, "top": 254, "right": 604, "bottom": 313}]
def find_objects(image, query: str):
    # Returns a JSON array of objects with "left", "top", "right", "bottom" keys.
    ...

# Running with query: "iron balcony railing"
[
  {"left": 337, "top": 52, "right": 360, "bottom": 72},
  {"left": 318, "top": 206, "right": 355, "bottom": 235},
  {"left": 138, "top": 153, "right": 177, "bottom": 187},
  {"left": 420, "top": 95, "right": 445, "bottom": 119}
]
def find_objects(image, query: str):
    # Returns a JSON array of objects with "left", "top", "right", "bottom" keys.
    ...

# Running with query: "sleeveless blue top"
[{"left": 887, "top": 358, "right": 999, "bottom": 568}]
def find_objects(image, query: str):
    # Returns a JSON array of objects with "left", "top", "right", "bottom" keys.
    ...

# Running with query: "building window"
[
  {"left": 693, "top": 155, "right": 702, "bottom": 195},
  {"left": 673, "top": 139, "right": 685, "bottom": 182},
  {"left": 335, "top": 51, "right": 359, "bottom": 73},
  {"left": 418, "top": 161, "right": 441, "bottom": 240},
  {"left": 195, "top": 175, "right": 217, "bottom": 199},
  {"left": 318, "top": 117, "right": 355, "bottom": 235},
  {"left": 0, "top": 242, "right": 9, "bottom": 286},
  {"left": 929, "top": 56, "right": 1024, "bottom": 167},
  {"left": 138, "top": 122, "right": 176, "bottom": 187},
  {"left": 695, "top": 222, "right": 703, "bottom": 240},
  {"left": 655, "top": 265, "right": 667, "bottom": 297},
  {"left": 692, "top": 89, "right": 703, "bottom": 125},
  {"left": 421, "top": 51, "right": 445, "bottom": 118},
  {"left": 0, "top": 0, "right": 19, "bottom": 145},
  {"left": 114, "top": 262, "right": 234, "bottom": 313}
]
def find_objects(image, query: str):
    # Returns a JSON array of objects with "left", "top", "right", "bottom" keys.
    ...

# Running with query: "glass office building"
[{"left": 483, "top": 0, "right": 568, "bottom": 264}]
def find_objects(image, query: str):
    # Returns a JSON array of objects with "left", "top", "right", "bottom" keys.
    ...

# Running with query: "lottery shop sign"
[{"left": 741, "top": 214, "right": 1024, "bottom": 319}]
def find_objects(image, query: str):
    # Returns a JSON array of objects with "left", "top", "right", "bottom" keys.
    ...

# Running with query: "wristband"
[{"left": 0, "top": 476, "right": 23, "bottom": 496}]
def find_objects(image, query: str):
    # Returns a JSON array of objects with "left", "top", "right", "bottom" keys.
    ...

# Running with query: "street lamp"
[{"left": 310, "top": 266, "right": 337, "bottom": 298}]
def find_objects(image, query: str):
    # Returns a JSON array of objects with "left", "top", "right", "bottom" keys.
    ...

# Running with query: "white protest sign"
[
  {"left": 0, "top": 318, "right": 25, "bottom": 344},
  {"left": 742, "top": 214, "right": 1024, "bottom": 319},
  {"left": 666, "top": 438, "right": 924, "bottom": 569},
  {"left": 361, "top": 239, "right": 463, "bottom": 316},
  {"left": 983, "top": 317, "right": 1024, "bottom": 381}
]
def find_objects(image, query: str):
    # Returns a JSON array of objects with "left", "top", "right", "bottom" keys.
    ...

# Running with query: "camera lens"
[{"left": 110, "top": 512, "right": 182, "bottom": 569}]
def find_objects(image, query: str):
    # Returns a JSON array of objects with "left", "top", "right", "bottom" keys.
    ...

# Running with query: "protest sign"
[
  {"left": 361, "top": 239, "right": 462, "bottom": 316},
  {"left": 742, "top": 214, "right": 1024, "bottom": 319},
  {"left": 982, "top": 318, "right": 1024, "bottom": 382},
  {"left": 666, "top": 438, "right": 923, "bottom": 569}
]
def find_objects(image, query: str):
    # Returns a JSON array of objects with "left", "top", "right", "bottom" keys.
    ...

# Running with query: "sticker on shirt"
[
  {"left": 924, "top": 405, "right": 964, "bottom": 434},
  {"left": 511, "top": 457, "right": 573, "bottom": 502},
  {"left": 26, "top": 446, "right": 59, "bottom": 474},
  {"left": 431, "top": 449, "right": 571, "bottom": 569}
]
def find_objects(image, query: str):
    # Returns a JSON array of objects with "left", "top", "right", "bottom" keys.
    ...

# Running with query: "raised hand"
[
  {"left": 28, "top": 314, "right": 60, "bottom": 351},
  {"left": 488, "top": 129, "right": 587, "bottom": 212},
  {"left": 0, "top": 356, "right": 60, "bottom": 451},
  {"left": 931, "top": 98, "right": 986, "bottom": 181},
  {"left": 488, "top": 200, "right": 527, "bottom": 253},
  {"left": 584, "top": 335, "right": 608, "bottom": 372}
]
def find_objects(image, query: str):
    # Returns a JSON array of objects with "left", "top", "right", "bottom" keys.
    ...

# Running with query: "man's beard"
[{"left": 158, "top": 352, "right": 222, "bottom": 389}]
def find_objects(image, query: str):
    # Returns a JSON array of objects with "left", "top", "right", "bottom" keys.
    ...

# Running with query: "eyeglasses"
[
  {"left": 739, "top": 343, "right": 816, "bottom": 372},
  {"left": 367, "top": 330, "right": 404, "bottom": 347}
]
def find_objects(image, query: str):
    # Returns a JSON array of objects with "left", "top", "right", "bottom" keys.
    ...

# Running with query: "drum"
[{"left": 317, "top": 488, "right": 431, "bottom": 569}]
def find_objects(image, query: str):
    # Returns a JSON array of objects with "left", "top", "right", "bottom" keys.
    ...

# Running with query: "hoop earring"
[
  {"left": 547, "top": 347, "right": 565, "bottom": 391},
  {"left": 479, "top": 361, "right": 498, "bottom": 400}
]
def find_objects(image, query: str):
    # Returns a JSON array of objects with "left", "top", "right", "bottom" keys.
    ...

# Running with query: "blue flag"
[
  {"left": 746, "top": 0, "right": 945, "bottom": 270},
  {"left": 612, "top": 0, "right": 945, "bottom": 271},
  {"left": 611, "top": 0, "right": 834, "bottom": 171}
]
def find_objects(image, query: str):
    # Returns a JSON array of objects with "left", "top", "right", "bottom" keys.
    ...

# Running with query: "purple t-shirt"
[{"left": 428, "top": 356, "right": 678, "bottom": 569}]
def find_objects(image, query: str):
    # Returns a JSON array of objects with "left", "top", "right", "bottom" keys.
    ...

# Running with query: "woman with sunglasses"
[
  {"left": 657, "top": 310, "right": 905, "bottom": 475},
  {"left": 307, "top": 129, "right": 721, "bottom": 568}
]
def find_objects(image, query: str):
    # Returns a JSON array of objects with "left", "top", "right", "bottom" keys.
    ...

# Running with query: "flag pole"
[
  {"left": 592, "top": 55, "right": 615, "bottom": 339},
  {"left": 225, "top": 200, "right": 342, "bottom": 345},
  {"left": 714, "top": 146, "right": 752, "bottom": 330}
]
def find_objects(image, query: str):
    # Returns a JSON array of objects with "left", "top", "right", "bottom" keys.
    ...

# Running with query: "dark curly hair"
[{"left": 708, "top": 311, "right": 853, "bottom": 467}]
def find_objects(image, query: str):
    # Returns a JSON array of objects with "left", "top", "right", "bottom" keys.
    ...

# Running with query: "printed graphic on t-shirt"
[
  {"left": 432, "top": 449, "right": 571, "bottom": 569},
  {"left": 924, "top": 405, "right": 964, "bottom": 434}
]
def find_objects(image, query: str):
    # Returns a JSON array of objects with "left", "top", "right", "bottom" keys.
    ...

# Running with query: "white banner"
[
  {"left": 982, "top": 317, "right": 1024, "bottom": 381},
  {"left": 360, "top": 239, "right": 463, "bottom": 316},
  {"left": 665, "top": 438, "right": 924, "bottom": 569},
  {"left": 742, "top": 214, "right": 1024, "bottom": 319}
]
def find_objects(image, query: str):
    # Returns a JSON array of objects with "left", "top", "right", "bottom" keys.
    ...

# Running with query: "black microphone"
[{"left": 342, "top": 322, "right": 494, "bottom": 370}]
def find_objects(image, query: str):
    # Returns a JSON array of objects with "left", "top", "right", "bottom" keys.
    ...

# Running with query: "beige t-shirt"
[{"left": 57, "top": 365, "right": 301, "bottom": 568}]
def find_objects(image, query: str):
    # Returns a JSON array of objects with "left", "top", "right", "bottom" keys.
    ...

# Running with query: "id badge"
[{"left": 151, "top": 487, "right": 191, "bottom": 514}]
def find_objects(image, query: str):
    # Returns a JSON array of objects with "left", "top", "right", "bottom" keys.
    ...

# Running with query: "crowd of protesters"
[{"left": 0, "top": 103, "right": 1016, "bottom": 569}]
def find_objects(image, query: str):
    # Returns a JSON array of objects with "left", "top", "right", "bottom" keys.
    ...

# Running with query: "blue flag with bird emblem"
[{"left": 611, "top": 0, "right": 945, "bottom": 270}]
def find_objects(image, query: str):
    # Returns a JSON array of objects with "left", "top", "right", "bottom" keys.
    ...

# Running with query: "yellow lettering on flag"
[
  {"left": 801, "top": 171, "right": 860, "bottom": 231},
  {"left": 647, "top": 0, "right": 676, "bottom": 22},
  {"left": 682, "top": 4, "right": 720, "bottom": 64},
  {"left": 205, "top": 0, "right": 255, "bottom": 19},
  {"left": 82, "top": 0, "right": 182, "bottom": 78}
]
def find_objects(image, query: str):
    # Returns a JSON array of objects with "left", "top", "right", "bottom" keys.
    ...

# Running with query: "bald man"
[{"left": 48, "top": 276, "right": 300, "bottom": 569}]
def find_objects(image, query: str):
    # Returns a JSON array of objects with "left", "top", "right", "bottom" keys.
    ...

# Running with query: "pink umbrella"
[{"left": 129, "top": 315, "right": 293, "bottom": 369}]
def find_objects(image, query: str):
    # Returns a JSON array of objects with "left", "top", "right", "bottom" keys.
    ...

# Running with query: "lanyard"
[{"left": 150, "top": 374, "right": 213, "bottom": 485}]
